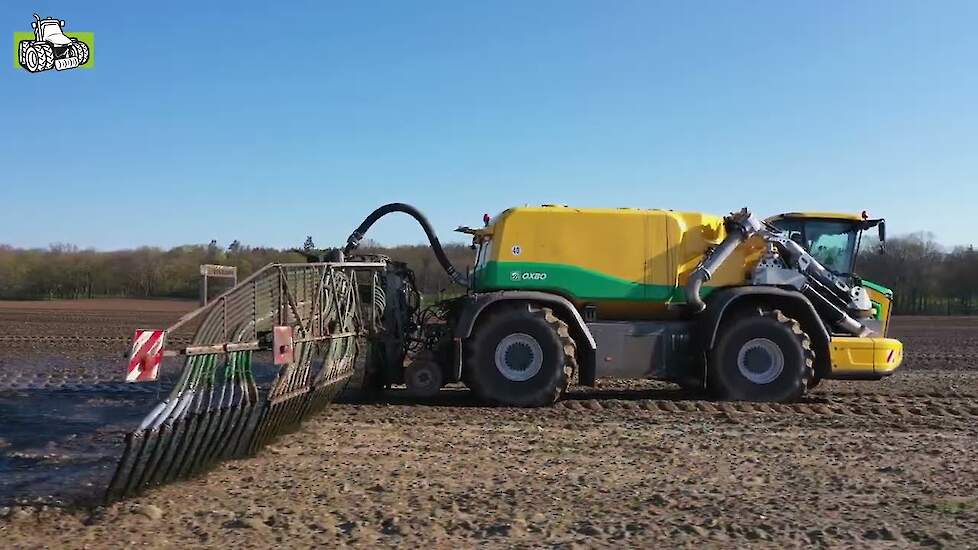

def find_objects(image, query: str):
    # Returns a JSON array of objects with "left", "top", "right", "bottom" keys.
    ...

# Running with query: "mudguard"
[
  {"left": 700, "top": 287, "right": 831, "bottom": 375},
  {"left": 454, "top": 291, "right": 598, "bottom": 386}
]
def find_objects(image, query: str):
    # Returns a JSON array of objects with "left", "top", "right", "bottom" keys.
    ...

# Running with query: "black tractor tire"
[
  {"left": 70, "top": 40, "right": 90, "bottom": 65},
  {"left": 21, "top": 44, "right": 45, "bottom": 72},
  {"left": 21, "top": 47, "right": 37, "bottom": 72},
  {"left": 464, "top": 303, "right": 576, "bottom": 407},
  {"left": 33, "top": 43, "right": 54, "bottom": 72},
  {"left": 17, "top": 41, "right": 31, "bottom": 68},
  {"left": 707, "top": 309, "right": 814, "bottom": 402},
  {"left": 404, "top": 357, "right": 444, "bottom": 399}
]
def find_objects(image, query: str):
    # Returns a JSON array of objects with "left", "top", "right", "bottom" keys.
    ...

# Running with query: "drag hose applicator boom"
[{"left": 343, "top": 202, "right": 470, "bottom": 287}]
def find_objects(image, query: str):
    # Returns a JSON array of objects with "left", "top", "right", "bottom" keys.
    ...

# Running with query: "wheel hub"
[
  {"left": 405, "top": 361, "right": 443, "bottom": 398},
  {"left": 736, "top": 338, "right": 785, "bottom": 385},
  {"left": 494, "top": 333, "right": 543, "bottom": 382},
  {"left": 412, "top": 369, "right": 433, "bottom": 387}
]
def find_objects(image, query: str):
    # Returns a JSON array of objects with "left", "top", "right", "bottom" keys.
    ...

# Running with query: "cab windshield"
[
  {"left": 770, "top": 219, "right": 860, "bottom": 274},
  {"left": 39, "top": 22, "right": 64, "bottom": 40}
]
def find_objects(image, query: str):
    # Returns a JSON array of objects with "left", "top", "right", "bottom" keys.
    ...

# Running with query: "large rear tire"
[
  {"left": 465, "top": 303, "right": 576, "bottom": 407},
  {"left": 21, "top": 44, "right": 44, "bottom": 72},
  {"left": 70, "top": 40, "right": 90, "bottom": 65},
  {"left": 707, "top": 309, "right": 813, "bottom": 402},
  {"left": 17, "top": 41, "right": 31, "bottom": 67},
  {"left": 33, "top": 43, "right": 54, "bottom": 72}
]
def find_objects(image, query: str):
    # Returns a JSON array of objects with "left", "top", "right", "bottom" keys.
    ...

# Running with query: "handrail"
[{"left": 166, "top": 261, "right": 386, "bottom": 334}]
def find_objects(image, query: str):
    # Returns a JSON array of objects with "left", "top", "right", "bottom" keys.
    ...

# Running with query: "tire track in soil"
[
  {"left": 3, "top": 372, "right": 976, "bottom": 413},
  {"left": 0, "top": 373, "right": 173, "bottom": 394},
  {"left": 551, "top": 396, "right": 978, "bottom": 419},
  {"left": 0, "top": 381, "right": 165, "bottom": 394}
]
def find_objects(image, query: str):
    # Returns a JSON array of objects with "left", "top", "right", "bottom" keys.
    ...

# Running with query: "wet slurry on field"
[
  {"left": 0, "top": 356, "right": 282, "bottom": 507},
  {"left": 1, "top": 301, "right": 978, "bottom": 547},
  {"left": 0, "top": 385, "right": 159, "bottom": 506},
  {"left": 0, "top": 301, "right": 192, "bottom": 507}
]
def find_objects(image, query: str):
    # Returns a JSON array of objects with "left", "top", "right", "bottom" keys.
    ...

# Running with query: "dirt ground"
[{"left": 2, "top": 301, "right": 978, "bottom": 548}]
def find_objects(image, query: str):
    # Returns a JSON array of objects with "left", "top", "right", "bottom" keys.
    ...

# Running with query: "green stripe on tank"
[{"left": 472, "top": 261, "right": 706, "bottom": 302}]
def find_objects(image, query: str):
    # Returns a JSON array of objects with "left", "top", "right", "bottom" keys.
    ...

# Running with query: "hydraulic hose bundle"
[{"left": 343, "top": 203, "right": 470, "bottom": 287}]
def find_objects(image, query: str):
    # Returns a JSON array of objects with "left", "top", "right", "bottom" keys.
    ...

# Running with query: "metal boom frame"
[{"left": 106, "top": 260, "right": 386, "bottom": 502}]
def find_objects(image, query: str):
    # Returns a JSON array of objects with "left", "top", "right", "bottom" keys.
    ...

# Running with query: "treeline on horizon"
[
  {"left": 0, "top": 239, "right": 475, "bottom": 303},
  {"left": 0, "top": 232, "right": 974, "bottom": 315}
]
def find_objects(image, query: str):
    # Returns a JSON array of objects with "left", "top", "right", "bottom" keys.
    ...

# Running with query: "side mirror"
[
  {"left": 31, "top": 22, "right": 37, "bottom": 29},
  {"left": 878, "top": 220, "right": 886, "bottom": 242},
  {"left": 60, "top": 20, "right": 66, "bottom": 27}
]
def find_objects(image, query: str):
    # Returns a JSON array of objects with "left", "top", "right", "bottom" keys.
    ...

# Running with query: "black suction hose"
[{"left": 344, "top": 203, "right": 469, "bottom": 287}]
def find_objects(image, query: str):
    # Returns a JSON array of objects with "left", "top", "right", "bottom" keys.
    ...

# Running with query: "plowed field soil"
[{"left": 2, "top": 301, "right": 977, "bottom": 548}]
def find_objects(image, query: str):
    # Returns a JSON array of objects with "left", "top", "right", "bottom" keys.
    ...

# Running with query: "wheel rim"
[
  {"left": 26, "top": 50, "right": 38, "bottom": 71},
  {"left": 736, "top": 338, "right": 785, "bottom": 385},
  {"left": 494, "top": 333, "right": 543, "bottom": 382},
  {"left": 411, "top": 368, "right": 434, "bottom": 388}
]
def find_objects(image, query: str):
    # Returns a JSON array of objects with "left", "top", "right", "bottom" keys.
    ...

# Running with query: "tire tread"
[
  {"left": 708, "top": 308, "right": 813, "bottom": 402},
  {"left": 465, "top": 303, "right": 577, "bottom": 407}
]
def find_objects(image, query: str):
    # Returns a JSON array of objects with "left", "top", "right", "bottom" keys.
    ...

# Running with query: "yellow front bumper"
[{"left": 828, "top": 336, "right": 904, "bottom": 379}]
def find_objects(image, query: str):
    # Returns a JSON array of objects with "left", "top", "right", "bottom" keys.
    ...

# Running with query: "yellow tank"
[{"left": 470, "top": 205, "right": 765, "bottom": 318}]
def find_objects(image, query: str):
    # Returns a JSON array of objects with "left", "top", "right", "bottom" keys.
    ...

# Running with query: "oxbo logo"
[{"left": 510, "top": 271, "right": 547, "bottom": 281}]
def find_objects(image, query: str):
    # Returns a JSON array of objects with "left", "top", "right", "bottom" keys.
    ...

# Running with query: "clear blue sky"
[{"left": 2, "top": 1, "right": 975, "bottom": 250}]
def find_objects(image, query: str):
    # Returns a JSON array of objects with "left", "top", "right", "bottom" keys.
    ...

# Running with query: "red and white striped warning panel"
[
  {"left": 126, "top": 330, "right": 167, "bottom": 383},
  {"left": 273, "top": 326, "right": 294, "bottom": 366}
]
